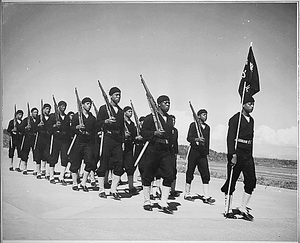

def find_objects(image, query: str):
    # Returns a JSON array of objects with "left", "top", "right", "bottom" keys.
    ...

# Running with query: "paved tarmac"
[{"left": 1, "top": 148, "right": 298, "bottom": 243}]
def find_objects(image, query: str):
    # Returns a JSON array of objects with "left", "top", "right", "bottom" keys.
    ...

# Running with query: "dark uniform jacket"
[
  {"left": 187, "top": 122, "right": 210, "bottom": 156},
  {"left": 36, "top": 114, "right": 53, "bottom": 139},
  {"left": 7, "top": 119, "right": 23, "bottom": 141},
  {"left": 7, "top": 119, "right": 22, "bottom": 138},
  {"left": 141, "top": 113, "right": 173, "bottom": 146},
  {"left": 97, "top": 104, "right": 124, "bottom": 143},
  {"left": 171, "top": 127, "right": 179, "bottom": 154},
  {"left": 71, "top": 111, "right": 96, "bottom": 144},
  {"left": 124, "top": 119, "right": 137, "bottom": 150},
  {"left": 227, "top": 112, "right": 254, "bottom": 155},
  {"left": 20, "top": 116, "right": 39, "bottom": 135},
  {"left": 50, "top": 113, "right": 71, "bottom": 142}
]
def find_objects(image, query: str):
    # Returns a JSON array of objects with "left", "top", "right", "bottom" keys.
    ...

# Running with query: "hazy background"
[{"left": 2, "top": 2, "right": 298, "bottom": 160}]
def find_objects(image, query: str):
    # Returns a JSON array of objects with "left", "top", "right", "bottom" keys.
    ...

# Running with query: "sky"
[{"left": 2, "top": 2, "right": 298, "bottom": 160}]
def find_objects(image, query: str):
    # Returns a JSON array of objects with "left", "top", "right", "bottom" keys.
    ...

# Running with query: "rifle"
[
  {"left": 140, "top": 74, "right": 164, "bottom": 132},
  {"left": 13, "top": 104, "right": 17, "bottom": 130},
  {"left": 92, "top": 101, "right": 104, "bottom": 156},
  {"left": 189, "top": 101, "right": 204, "bottom": 145},
  {"left": 97, "top": 80, "right": 116, "bottom": 119},
  {"left": 10, "top": 105, "right": 17, "bottom": 148},
  {"left": 130, "top": 99, "right": 140, "bottom": 136},
  {"left": 135, "top": 74, "right": 165, "bottom": 166},
  {"left": 92, "top": 102, "right": 99, "bottom": 117},
  {"left": 52, "top": 95, "right": 60, "bottom": 124},
  {"left": 50, "top": 95, "right": 59, "bottom": 154},
  {"left": 21, "top": 102, "right": 30, "bottom": 151},
  {"left": 67, "top": 88, "right": 83, "bottom": 155},
  {"left": 34, "top": 99, "right": 44, "bottom": 150}
]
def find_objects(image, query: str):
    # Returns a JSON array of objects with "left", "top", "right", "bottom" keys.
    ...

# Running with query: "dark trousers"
[
  {"left": 123, "top": 147, "right": 135, "bottom": 176},
  {"left": 20, "top": 134, "right": 36, "bottom": 162},
  {"left": 35, "top": 134, "right": 51, "bottom": 164},
  {"left": 186, "top": 149, "right": 210, "bottom": 184},
  {"left": 96, "top": 135, "right": 123, "bottom": 177},
  {"left": 142, "top": 143, "right": 174, "bottom": 187},
  {"left": 50, "top": 138, "right": 69, "bottom": 167},
  {"left": 9, "top": 135, "right": 22, "bottom": 158},
  {"left": 92, "top": 142, "right": 100, "bottom": 170},
  {"left": 69, "top": 140, "right": 95, "bottom": 173},
  {"left": 221, "top": 151, "right": 256, "bottom": 195}
]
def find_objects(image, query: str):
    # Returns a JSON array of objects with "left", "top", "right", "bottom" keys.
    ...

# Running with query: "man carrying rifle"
[
  {"left": 19, "top": 107, "right": 39, "bottom": 175},
  {"left": 35, "top": 103, "right": 52, "bottom": 179},
  {"left": 96, "top": 87, "right": 125, "bottom": 200},
  {"left": 141, "top": 95, "right": 175, "bottom": 214},
  {"left": 123, "top": 106, "right": 142, "bottom": 195},
  {"left": 185, "top": 109, "right": 215, "bottom": 204},
  {"left": 49, "top": 100, "right": 71, "bottom": 185},
  {"left": 7, "top": 109, "right": 24, "bottom": 171},
  {"left": 69, "top": 97, "right": 96, "bottom": 192}
]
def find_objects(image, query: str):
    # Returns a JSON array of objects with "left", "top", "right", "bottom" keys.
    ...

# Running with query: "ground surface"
[{"left": 2, "top": 148, "right": 298, "bottom": 243}]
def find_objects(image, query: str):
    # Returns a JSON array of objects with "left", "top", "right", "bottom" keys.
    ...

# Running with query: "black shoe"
[
  {"left": 9, "top": 167, "right": 14, "bottom": 171},
  {"left": 60, "top": 179, "right": 67, "bottom": 186},
  {"left": 104, "top": 183, "right": 111, "bottom": 189},
  {"left": 203, "top": 197, "right": 216, "bottom": 204},
  {"left": 41, "top": 170, "right": 46, "bottom": 176},
  {"left": 112, "top": 192, "right": 121, "bottom": 200},
  {"left": 80, "top": 184, "right": 89, "bottom": 192},
  {"left": 161, "top": 206, "right": 173, "bottom": 214},
  {"left": 99, "top": 192, "right": 107, "bottom": 198},
  {"left": 184, "top": 195, "right": 194, "bottom": 201},
  {"left": 37, "top": 175, "right": 42, "bottom": 179},
  {"left": 72, "top": 185, "right": 79, "bottom": 191},
  {"left": 143, "top": 204, "right": 153, "bottom": 211},
  {"left": 150, "top": 194, "right": 155, "bottom": 200},
  {"left": 129, "top": 187, "right": 138, "bottom": 195},
  {"left": 46, "top": 175, "right": 50, "bottom": 180},
  {"left": 23, "top": 171, "right": 28, "bottom": 175},
  {"left": 50, "top": 179, "right": 56, "bottom": 184},
  {"left": 224, "top": 212, "right": 237, "bottom": 219},
  {"left": 33, "top": 172, "right": 37, "bottom": 176},
  {"left": 170, "top": 191, "right": 180, "bottom": 197},
  {"left": 15, "top": 168, "right": 21, "bottom": 172}
]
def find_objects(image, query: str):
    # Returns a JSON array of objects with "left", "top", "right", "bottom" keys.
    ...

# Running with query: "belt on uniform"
[
  {"left": 155, "top": 138, "right": 169, "bottom": 144},
  {"left": 236, "top": 138, "right": 252, "bottom": 145},
  {"left": 106, "top": 130, "right": 120, "bottom": 135}
]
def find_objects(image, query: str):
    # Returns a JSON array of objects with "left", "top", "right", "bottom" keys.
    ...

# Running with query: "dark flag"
[{"left": 238, "top": 45, "right": 260, "bottom": 102}]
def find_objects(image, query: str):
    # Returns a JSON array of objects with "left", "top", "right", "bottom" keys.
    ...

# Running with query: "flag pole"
[{"left": 225, "top": 77, "right": 247, "bottom": 215}]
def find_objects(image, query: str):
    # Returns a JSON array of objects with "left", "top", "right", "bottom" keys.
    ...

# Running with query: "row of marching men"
[
  {"left": 7, "top": 84, "right": 188, "bottom": 214},
  {"left": 8, "top": 82, "right": 218, "bottom": 215}
]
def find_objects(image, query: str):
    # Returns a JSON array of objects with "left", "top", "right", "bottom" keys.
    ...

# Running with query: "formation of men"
[{"left": 7, "top": 86, "right": 256, "bottom": 219}]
